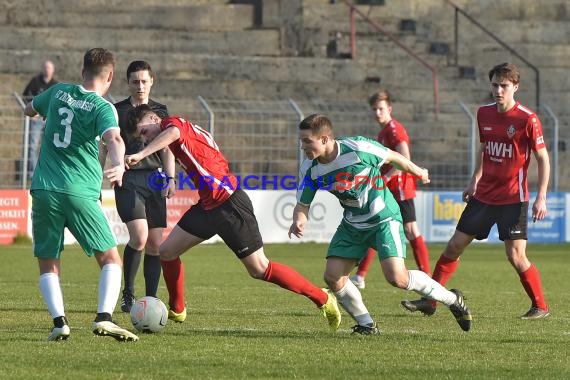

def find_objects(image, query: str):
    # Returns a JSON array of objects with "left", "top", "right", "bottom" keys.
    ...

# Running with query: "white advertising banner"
[
  {"left": 64, "top": 189, "right": 345, "bottom": 245},
  {"left": 247, "top": 190, "right": 344, "bottom": 243},
  {"left": 54, "top": 190, "right": 567, "bottom": 245}
]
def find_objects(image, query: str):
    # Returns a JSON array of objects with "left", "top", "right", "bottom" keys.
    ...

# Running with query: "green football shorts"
[
  {"left": 31, "top": 190, "right": 117, "bottom": 259},
  {"left": 327, "top": 219, "right": 407, "bottom": 261}
]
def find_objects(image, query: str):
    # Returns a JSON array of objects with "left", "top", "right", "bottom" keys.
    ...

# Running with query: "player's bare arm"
[
  {"left": 532, "top": 147, "right": 550, "bottom": 222},
  {"left": 24, "top": 102, "right": 38, "bottom": 117},
  {"left": 289, "top": 203, "right": 310, "bottom": 239},
  {"left": 385, "top": 149, "right": 429, "bottom": 184},
  {"left": 102, "top": 128, "right": 126, "bottom": 188},
  {"left": 159, "top": 147, "right": 176, "bottom": 198},
  {"left": 98, "top": 140, "right": 108, "bottom": 170},
  {"left": 126, "top": 126, "right": 180, "bottom": 167},
  {"left": 464, "top": 143, "right": 484, "bottom": 202},
  {"left": 383, "top": 141, "right": 410, "bottom": 180}
]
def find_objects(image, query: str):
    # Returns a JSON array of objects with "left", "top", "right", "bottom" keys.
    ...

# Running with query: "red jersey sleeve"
[
  {"left": 377, "top": 119, "right": 416, "bottom": 201},
  {"left": 527, "top": 114, "right": 546, "bottom": 151}
]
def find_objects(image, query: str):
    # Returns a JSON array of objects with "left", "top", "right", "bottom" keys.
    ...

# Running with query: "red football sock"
[
  {"left": 519, "top": 264, "right": 548, "bottom": 310},
  {"left": 263, "top": 261, "right": 327, "bottom": 307},
  {"left": 427, "top": 255, "right": 459, "bottom": 308},
  {"left": 410, "top": 236, "right": 431, "bottom": 276},
  {"left": 431, "top": 254, "right": 459, "bottom": 286},
  {"left": 161, "top": 258, "right": 185, "bottom": 313},
  {"left": 356, "top": 248, "right": 376, "bottom": 277}
]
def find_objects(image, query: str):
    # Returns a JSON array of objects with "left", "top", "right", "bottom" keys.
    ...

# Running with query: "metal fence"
[{"left": 0, "top": 96, "right": 559, "bottom": 191}]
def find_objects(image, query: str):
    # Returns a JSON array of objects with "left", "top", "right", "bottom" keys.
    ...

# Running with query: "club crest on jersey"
[{"left": 506, "top": 125, "right": 516, "bottom": 139}]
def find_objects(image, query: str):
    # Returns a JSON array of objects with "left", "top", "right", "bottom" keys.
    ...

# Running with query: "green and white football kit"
[
  {"left": 296, "top": 136, "right": 406, "bottom": 261},
  {"left": 31, "top": 83, "right": 119, "bottom": 258}
]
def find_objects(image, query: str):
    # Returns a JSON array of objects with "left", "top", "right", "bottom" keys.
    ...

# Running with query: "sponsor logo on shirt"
[{"left": 506, "top": 124, "right": 516, "bottom": 139}]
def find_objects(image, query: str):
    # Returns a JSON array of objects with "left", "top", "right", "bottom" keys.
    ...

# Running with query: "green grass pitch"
[{"left": 1, "top": 242, "right": 569, "bottom": 379}]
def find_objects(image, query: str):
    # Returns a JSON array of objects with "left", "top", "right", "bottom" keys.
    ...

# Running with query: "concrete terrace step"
[
  {"left": 3, "top": 3, "right": 254, "bottom": 31},
  {"left": 3, "top": 0, "right": 229, "bottom": 10},
  {"left": 0, "top": 27, "right": 280, "bottom": 57},
  {"left": 458, "top": 0, "right": 570, "bottom": 21},
  {"left": 1, "top": 49, "right": 436, "bottom": 87},
  {"left": 457, "top": 42, "right": 570, "bottom": 68}
]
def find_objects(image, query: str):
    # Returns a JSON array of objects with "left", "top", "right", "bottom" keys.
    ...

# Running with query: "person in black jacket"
[{"left": 102, "top": 60, "right": 175, "bottom": 312}]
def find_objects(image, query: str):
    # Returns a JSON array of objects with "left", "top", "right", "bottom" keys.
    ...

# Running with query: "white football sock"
[
  {"left": 39, "top": 273, "right": 65, "bottom": 318},
  {"left": 335, "top": 279, "right": 374, "bottom": 326},
  {"left": 98, "top": 263, "right": 122, "bottom": 315},
  {"left": 406, "top": 270, "right": 456, "bottom": 306}
]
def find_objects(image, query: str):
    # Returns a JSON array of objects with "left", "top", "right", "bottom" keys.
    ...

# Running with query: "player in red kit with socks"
[
  {"left": 350, "top": 90, "right": 431, "bottom": 290},
  {"left": 124, "top": 105, "right": 341, "bottom": 330},
  {"left": 402, "top": 63, "right": 550, "bottom": 319}
]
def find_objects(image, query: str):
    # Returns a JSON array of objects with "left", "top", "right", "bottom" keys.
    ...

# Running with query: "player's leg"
[
  {"left": 66, "top": 194, "right": 138, "bottom": 341},
  {"left": 160, "top": 204, "right": 209, "bottom": 321},
  {"left": 216, "top": 190, "right": 341, "bottom": 330},
  {"left": 401, "top": 229, "right": 474, "bottom": 315},
  {"left": 324, "top": 256, "right": 378, "bottom": 334},
  {"left": 498, "top": 202, "right": 549, "bottom": 319},
  {"left": 143, "top": 189, "right": 167, "bottom": 298},
  {"left": 400, "top": 199, "right": 431, "bottom": 275},
  {"left": 121, "top": 219, "right": 147, "bottom": 310},
  {"left": 92, "top": 247, "right": 138, "bottom": 341},
  {"left": 350, "top": 248, "right": 375, "bottom": 289},
  {"left": 239, "top": 248, "right": 341, "bottom": 331},
  {"left": 402, "top": 199, "right": 491, "bottom": 315},
  {"left": 115, "top": 184, "right": 148, "bottom": 311},
  {"left": 378, "top": 221, "right": 472, "bottom": 331},
  {"left": 32, "top": 189, "right": 70, "bottom": 341},
  {"left": 38, "top": 258, "right": 69, "bottom": 341},
  {"left": 144, "top": 227, "right": 163, "bottom": 297},
  {"left": 320, "top": 223, "right": 378, "bottom": 334}
]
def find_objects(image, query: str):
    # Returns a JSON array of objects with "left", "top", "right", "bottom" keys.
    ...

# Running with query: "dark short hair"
[
  {"left": 126, "top": 60, "right": 153, "bottom": 80},
  {"left": 83, "top": 48, "right": 114, "bottom": 78},
  {"left": 125, "top": 104, "right": 156, "bottom": 135},
  {"left": 488, "top": 62, "right": 520, "bottom": 85},
  {"left": 299, "top": 114, "right": 334, "bottom": 137},
  {"left": 368, "top": 89, "right": 391, "bottom": 107}
]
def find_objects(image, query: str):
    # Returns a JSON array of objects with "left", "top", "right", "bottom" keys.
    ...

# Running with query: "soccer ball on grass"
[{"left": 130, "top": 296, "right": 168, "bottom": 333}]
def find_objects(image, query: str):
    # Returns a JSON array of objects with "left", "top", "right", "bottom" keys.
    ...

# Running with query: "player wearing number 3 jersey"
[
  {"left": 24, "top": 48, "right": 138, "bottom": 342},
  {"left": 123, "top": 104, "right": 342, "bottom": 331}
]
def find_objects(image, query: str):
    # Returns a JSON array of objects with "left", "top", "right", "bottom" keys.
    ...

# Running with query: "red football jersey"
[
  {"left": 161, "top": 116, "right": 237, "bottom": 210},
  {"left": 377, "top": 119, "right": 417, "bottom": 201},
  {"left": 475, "top": 102, "right": 546, "bottom": 205}
]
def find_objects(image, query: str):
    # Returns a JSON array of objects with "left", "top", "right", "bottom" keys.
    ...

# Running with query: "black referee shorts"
[{"left": 114, "top": 170, "right": 167, "bottom": 228}]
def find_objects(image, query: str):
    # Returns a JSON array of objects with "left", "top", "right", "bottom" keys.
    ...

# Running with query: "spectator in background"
[
  {"left": 22, "top": 60, "right": 58, "bottom": 180},
  {"left": 350, "top": 90, "right": 431, "bottom": 290}
]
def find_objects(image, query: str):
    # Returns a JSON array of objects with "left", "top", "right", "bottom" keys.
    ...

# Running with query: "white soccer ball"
[{"left": 130, "top": 296, "right": 168, "bottom": 333}]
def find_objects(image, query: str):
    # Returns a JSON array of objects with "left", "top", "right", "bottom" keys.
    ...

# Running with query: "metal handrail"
[
  {"left": 197, "top": 96, "right": 215, "bottom": 136},
  {"left": 342, "top": 0, "right": 440, "bottom": 120},
  {"left": 539, "top": 105, "right": 559, "bottom": 191},
  {"left": 12, "top": 92, "right": 29, "bottom": 189},
  {"left": 458, "top": 101, "right": 477, "bottom": 177},
  {"left": 287, "top": 98, "right": 305, "bottom": 168},
  {"left": 447, "top": 0, "right": 540, "bottom": 109}
]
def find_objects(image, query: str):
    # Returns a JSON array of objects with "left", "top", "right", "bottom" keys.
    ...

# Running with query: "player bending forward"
[{"left": 124, "top": 104, "right": 342, "bottom": 331}]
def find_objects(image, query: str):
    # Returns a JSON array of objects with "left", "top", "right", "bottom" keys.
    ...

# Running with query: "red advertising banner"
[
  {"left": 163, "top": 190, "right": 199, "bottom": 240},
  {"left": 0, "top": 190, "right": 29, "bottom": 245}
]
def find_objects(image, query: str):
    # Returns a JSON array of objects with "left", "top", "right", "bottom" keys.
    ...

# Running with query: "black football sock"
[
  {"left": 123, "top": 244, "right": 142, "bottom": 295},
  {"left": 144, "top": 254, "right": 162, "bottom": 297}
]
